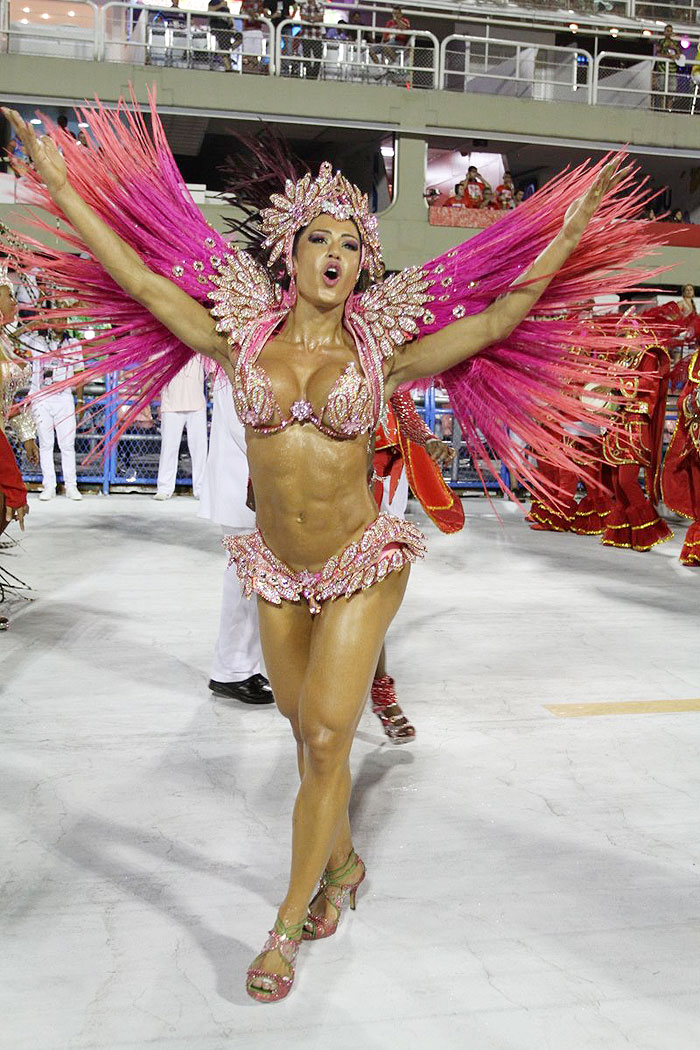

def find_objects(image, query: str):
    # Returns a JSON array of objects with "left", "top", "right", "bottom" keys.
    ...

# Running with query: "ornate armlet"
[{"left": 390, "top": 390, "right": 435, "bottom": 447}]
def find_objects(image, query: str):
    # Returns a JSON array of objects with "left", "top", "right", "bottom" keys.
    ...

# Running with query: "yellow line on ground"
[{"left": 545, "top": 698, "right": 700, "bottom": 718}]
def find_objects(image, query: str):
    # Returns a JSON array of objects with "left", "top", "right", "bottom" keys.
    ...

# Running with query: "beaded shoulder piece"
[
  {"left": 209, "top": 248, "right": 283, "bottom": 349},
  {"left": 349, "top": 267, "right": 434, "bottom": 362},
  {"left": 343, "top": 266, "right": 433, "bottom": 424}
]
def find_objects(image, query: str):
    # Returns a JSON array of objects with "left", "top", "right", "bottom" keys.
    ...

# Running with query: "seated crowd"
[{"left": 427, "top": 168, "right": 524, "bottom": 211}]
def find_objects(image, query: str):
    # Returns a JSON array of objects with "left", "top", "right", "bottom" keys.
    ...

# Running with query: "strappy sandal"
[
  {"left": 245, "top": 917, "right": 303, "bottom": 1003},
  {"left": 371, "top": 674, "right": 416, "bottom": 744},
  {"left": 303, "top": 848, "right": 366, "bottom": 941}
]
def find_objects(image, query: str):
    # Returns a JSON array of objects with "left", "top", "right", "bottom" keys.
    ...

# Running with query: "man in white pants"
[
  {"left": 198, "top": 373, "right": 273, "bottom": 705},
  {"left": 22, "top": 329, "right": 83, "bottom": 501},
  {"left": 154, "top": 357, "right": 208, "bottom": 500}
]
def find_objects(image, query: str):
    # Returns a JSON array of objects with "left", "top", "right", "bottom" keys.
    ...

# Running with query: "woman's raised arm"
[
  {"left": 2, "top": 108, "right": 231, "bottom": 369},
  {"left": 386, "top": 160, "right": 625, "bottom": 396}
]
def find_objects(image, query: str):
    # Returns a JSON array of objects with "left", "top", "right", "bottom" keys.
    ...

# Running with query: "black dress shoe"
[{"left": 208, "top": 674, "right": 274, "bottom": 705}]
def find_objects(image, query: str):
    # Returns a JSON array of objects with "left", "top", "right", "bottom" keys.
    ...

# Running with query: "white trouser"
[
  {"left": 156, "top": 409, "right": 208, "bottom": 498},
  {"left": 33, "top": 392, "right": 77, "bottom": 491},
  {"left": 379, "top": 466, "right": 409, "bottom": 518},
  {"left": 211, "top": 526, "right": 263, "bottom": 682}
]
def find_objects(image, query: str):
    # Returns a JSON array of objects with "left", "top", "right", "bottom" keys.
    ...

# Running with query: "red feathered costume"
[
  {"left": 600, "top": 327, "right": 672, "bottom": 552},
  {"left": 373, "top": 391, "right": 465, "bottom": 534},
  {"left": 661, "top": 351, "right": 700, "bottom": 565}
]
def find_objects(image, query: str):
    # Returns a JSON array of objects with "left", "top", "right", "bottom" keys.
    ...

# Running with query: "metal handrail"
[
  {"left": 592, "top": 49, "right": 682, "bottom": 105},
  {"left": 100, "top": 1, "right": 275, "bottom": 73},
  {"left": 274, "top": 18, "right": 439, "bottom": 87},
  {"left": 440, "top": 33, "right": 594, "bottom": 103}
]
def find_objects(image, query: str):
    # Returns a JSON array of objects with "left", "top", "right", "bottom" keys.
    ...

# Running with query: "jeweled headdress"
[{"left": 260, "top": 162, "right": 383, "bottom": 281}]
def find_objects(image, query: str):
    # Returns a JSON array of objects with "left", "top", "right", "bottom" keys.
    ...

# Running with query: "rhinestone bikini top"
[{"left": 233, "top": 353, "right": 376, "bottom": 440}]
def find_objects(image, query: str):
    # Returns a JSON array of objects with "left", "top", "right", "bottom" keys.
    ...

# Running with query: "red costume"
[
  {"left": 373, "top": 390, "right": 464, "bottom": 534},
  {"left": 601, "top": 333, "right": 672, "bottom": 551},
  {"left": 661, "top": 351, "right": 700, "bottom": 565},
  {"left": 0, "top": 429, "right": 27, "bottom": 536},
  {"left": 526, "top": 433, "right": 611, "bottom": 535}
]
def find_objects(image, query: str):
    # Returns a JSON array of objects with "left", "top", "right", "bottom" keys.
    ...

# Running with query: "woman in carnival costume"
[
  {"left": 2, "top": 99, "right": 664, "bottom": 1001},
  {"left": 661, "top": 350, "right": 700, "bottom": 565}
]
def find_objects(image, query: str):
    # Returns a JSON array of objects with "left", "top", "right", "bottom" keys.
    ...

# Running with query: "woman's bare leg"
[
  {"left": 249, "top": 566, "right": 409, "bottom": 989},
  {"left": 374, "top": 643, "right": 387, "bottom": 679}
]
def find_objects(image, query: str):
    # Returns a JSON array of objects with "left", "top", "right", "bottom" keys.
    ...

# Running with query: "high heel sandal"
[
  {"left": 245, "top": 916, "right": 304, "bottom": 1003},
  {"left": 371, "top": 675, "right": 416, "bottom": 744},
  {"left": 303, "top": 848, "right": 366, "bottom": 941}
]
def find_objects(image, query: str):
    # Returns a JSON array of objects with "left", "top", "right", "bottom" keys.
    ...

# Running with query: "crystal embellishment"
[{"left": 290, "top": 399, "right": 314, "bottom": 422}]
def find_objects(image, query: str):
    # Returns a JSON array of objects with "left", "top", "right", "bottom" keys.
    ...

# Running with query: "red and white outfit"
[
  {"left": 373, "top": 391, "right": 465, "bottom": 534},
  {"left": 23, "top": 331, "right": 82, "bottom": 494},
  {"left": 198, "top": 375, "right": 263, "bottom": 681},
  {"left": 156, "top": 358, "right": 208, "bottom": 499}
]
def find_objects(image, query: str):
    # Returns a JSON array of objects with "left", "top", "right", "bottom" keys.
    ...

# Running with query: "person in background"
[
  {"left": 297, "top": 0, "right": 324, "bottom": 79},
  {"left": 495, "top": 171, "right": 515, "bottom": 209},
  {"left": 442, "top": 183, "right": 467, "bottom": 208},
  {"left": 652, "top": 24, "right": 681, "bottom": 112},
  {"left": 21, "top": 322, "right": 83, "bottom": 502},
  {"left": 0, "top": 265, "right": 39, "bottom": 472},
  {"left": 479, "top": 186, "right": 500, "bottom": 211},
  {"left": 56, "top": 115, "right": 77, "bottom": 141},
  {"left": 661, "top": 348, "right": 700, "bottom": 564},
  {"left": 154, "top": 357, "right": 208, "bottom": 501},
  {"left": 513, "top": 188, "right": 525, "bottom": 206},
  {"left": 199, "top": 372, "right": 274, "bottom": 704},
  {"left": 269, "top": 0, "right": 297, "bottom": 75},
  {"left": 458, "top": 165, "right": 489, "bottom": 208},
  {"left": 208, "top": 0, "right": 235, "bottom": 71},
  {"left": 382, "top": 5, "right": 410, "bottom": 63}
]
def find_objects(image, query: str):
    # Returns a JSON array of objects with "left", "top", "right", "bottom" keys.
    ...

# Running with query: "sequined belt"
[{"left": 223, "top": 513, "right": 426, "bottom": 615}]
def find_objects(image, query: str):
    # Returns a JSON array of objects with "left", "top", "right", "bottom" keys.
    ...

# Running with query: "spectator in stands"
[
  {"left": 495, "top": 171, "right": 515, "bottom": 209},
  {"left": 208, "top": 0, "right": 235, "bottom": 71},
  {"left": 479, "top": 186, "right": 499, "bottom": 211},
  {"left": 513, "top": 188, "right": 525, "bottom": 206},
  {"left": 652, "top": 24, "right": 681, "bottom": 112},
  {"left": 166, "top": 0, "right": 188, "bottom": 26},
  {"left": 642, "top": 204, "right": 657, "bottom": 219},
  {"left": 459, "top": 166, "right": 488, "bottom": 208},
  {"left": 370, "top": 5, "right": 410, "bottom": 73},
  {"left": 269, "top": 0, "right": 297, "bottom": 75},
  {"left": 57, "top": 115, "right": 77, "bottom": 140},
  {"left": 383, "top": 6, "right": 411, "bottom": 62},
  {"left": 671, "top": 208, "right": 687, "bottom": 223},
  {"left": 442, "top": 184, "right": 466, "bottom": 208},
  {"left": 297, "top": 0, "right": 324, "bottom": 80}
]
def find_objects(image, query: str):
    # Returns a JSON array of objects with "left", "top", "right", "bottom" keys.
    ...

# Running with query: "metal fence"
[
  {"left": 8, "top": 378, "right": 497, "bottom": 493},
  {"left": 594, "top": 50, "right": 700, "bottom": 113},
  {"left": 101, "top": 1, "right": 274, "bottom": 72},
  {"left": 441, "top": 35, "right": 593, "bottom": 103},
  {"left": 275, "top": 19, "right": 438, "bottom": 89},
  {"left": 2, "top": 0, "right": 700, "bottom": 115},
  {"left": 10, "top": 377, "right": 195, "bottom": 493}
]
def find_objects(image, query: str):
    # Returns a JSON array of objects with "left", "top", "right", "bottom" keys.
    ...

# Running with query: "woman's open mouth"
[{"left": 322, "top": 263, "right": 341, "bottom": 287}]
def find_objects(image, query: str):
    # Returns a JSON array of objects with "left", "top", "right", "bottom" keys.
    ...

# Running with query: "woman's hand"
[
  {"left": 561, "top": 159, "right": 627, "bottom": 247},
  {"left": 22, "top": 438, "right": 40, "bottom": 466},
  {"left": 1, "top": 108, "right": 68, "bottom": 198},
  {"left": 425, "top": 438, "right": 455, "bottom": 467},
  {"left": 5, "top": 501, "right": 28, "bottom": 531}
]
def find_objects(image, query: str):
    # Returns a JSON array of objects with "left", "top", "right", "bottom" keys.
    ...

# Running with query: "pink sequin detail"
[
  {"left": 223, "top": 514, "right": 426, "bottom": 615},
  {"left": 232, "top": 361, "right": 375, "bottom": 440}
]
